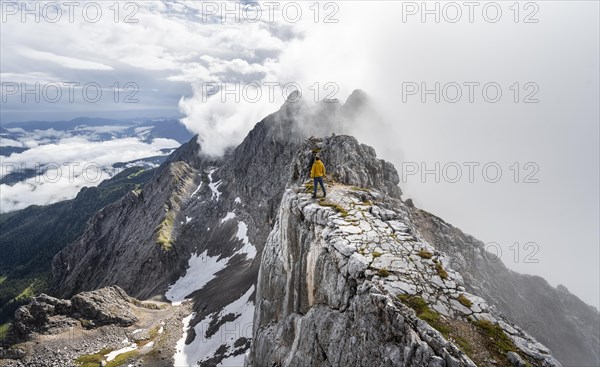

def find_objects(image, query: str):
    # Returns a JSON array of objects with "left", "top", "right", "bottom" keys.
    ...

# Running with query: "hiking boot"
[
  {"left": 323, "top": 193, "right": 326, "bottom": 197},
  {"left": 312, "top": 195, "right": 317, "bottom": 199}
]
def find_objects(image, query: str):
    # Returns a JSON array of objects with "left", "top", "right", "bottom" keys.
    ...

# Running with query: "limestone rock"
[
  {"left": 247, "top": 186, "right": 562, "bottom": 367},
  {"left": 71, "top": 286, "right": 138, "bottom": 326},
  {"left": 7, "top": 286, "right": 137, "bottom": 343}
]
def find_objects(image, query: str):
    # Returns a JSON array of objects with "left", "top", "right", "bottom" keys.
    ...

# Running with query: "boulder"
[{"left": 71, "top": 286, "right": 138, "bottom": 326}]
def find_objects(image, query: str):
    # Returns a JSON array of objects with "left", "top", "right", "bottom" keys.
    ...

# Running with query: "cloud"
[
  {"left": 175, "top": 2, "right": 367, "bottom": 156},
  {"left": 3, "top": 136, "right": 177, "bottom": 170},
  {"left": 0, "top": 72, "right": 60, "bottom": 84},
  {"left": 178, "top": 84, "right": 275, "bottom": 156},
  {"left": 0, "top": 170, "right": 111, "bottom": 213},
  {"left": 1, "top": 1, "right": 299, "bottom": 123},
  {"left": 0, "top": 138, "right": 24, "bottom": 148},
  {"left": 0, "top": 135, "right": 179, "bottom": 212},
  {"left": 18, "top": 47, "right": 114, "bottom": 70}
]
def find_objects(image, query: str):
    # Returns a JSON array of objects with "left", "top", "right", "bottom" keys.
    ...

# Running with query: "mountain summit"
[{"left": 1, "top": 91, "right": 598, "bottom": 367}]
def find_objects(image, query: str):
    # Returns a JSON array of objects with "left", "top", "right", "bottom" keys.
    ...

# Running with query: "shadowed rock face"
[{"left": 48, "top": 90, "right": 598, "bottom": 366}]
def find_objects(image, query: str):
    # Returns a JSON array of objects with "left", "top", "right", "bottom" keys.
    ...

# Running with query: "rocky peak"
[
  {"left": 291, "top": 135, "right": 402, "bottom": 199},
  {"left": 343, "top": 89, "right": 371, "bottom": 114}
]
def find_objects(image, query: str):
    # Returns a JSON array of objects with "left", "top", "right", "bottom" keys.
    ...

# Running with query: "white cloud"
[
  {"left": 0, "top": 72, "right": 60, "bottom": 84},
  {"left": 178, "top": 84, "right": 275, "bottom": 156},
  {"left": 1, "top": 1, "right": 297, "bottom": 122},
  {"left": 0, "top": 136, "right": 179, "bottom": 212},
  {"left": 0, "top": 169, "right": 110, "bottom": 213},
  {"left": 3, "top": 136, "right": 177, "bottom": 170},
  {"left": 0, "top": 138, "right": 24, "bottom": 148},
  {"left": 18, "top": 47, "right": 114, "bottom": 70}
]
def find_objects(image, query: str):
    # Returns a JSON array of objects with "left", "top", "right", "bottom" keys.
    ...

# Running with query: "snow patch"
[
  {"left": 236, "top": 221, "right": 257, "bottom": 259},
  {"left": 207, "top": 169, "right": 222, "bottom": 201},
  {"left": 174, "top": 313, "right": 197, "bottom": 367},
  {"left": 174, "top": 287, "right": 255, "bottom": 367},
  {"left": 165, "top": 250, "right": 230, "bottom": 305},
  {"left": 105, "top": 344, "right": 137, "bottom": 361},
  {"left": 220, "top": 211, "right": 236, "bottom": 224},
  {"left": 234, "top": 197, "right": 241, "bottom": 204},
  {"left": 186, "top": 216, "right": 192, "bottom": 223},
  {"left": 191, "top": 177, "right": 203, "bottom": 197}
]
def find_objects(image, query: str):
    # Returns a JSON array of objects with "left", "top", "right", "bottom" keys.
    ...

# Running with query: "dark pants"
[{"left": 313, "top": 177, "right": 326, "bottom": 197}]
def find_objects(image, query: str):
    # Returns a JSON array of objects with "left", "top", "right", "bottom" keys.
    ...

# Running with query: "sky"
[{"left": 0, "top": 1, "right": 598, "bottom": 308}]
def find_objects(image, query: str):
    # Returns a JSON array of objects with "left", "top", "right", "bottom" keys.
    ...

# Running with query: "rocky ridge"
[{"left": 247, "top": 176, "right": 561, "bottom": 367}]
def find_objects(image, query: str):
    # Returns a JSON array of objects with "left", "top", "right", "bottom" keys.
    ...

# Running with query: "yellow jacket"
[{"left": 311, "top": 160, "right": 326, "bottom": 178}]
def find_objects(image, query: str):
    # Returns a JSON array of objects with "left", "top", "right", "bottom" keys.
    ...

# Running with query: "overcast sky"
[{"left": 1, "top": 1, "right": 598, "bottom": 308}]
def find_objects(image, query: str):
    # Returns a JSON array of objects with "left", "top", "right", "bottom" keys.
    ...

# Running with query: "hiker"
[{"left": 311, "top": 156, "right": 326, "bottom": 198}]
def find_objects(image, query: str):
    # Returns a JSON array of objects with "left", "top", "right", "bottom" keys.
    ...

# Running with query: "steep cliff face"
[
  {"left": 247, "top": 142, "right": 562, "bottom": 367},
  {"left": 51, "top": 152, "right": 201, "bottom": 299}
]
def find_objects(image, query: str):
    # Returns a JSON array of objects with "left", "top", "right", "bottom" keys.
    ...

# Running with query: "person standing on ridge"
[{"left": 311, "top": 156, "right": 326, "bottom": 199}]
